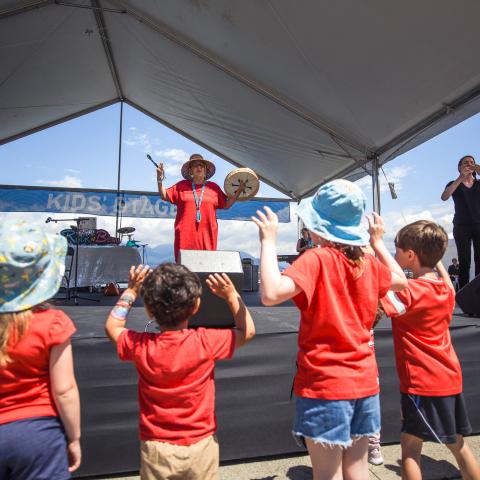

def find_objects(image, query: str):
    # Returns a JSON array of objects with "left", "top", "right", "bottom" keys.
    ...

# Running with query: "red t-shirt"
[
  {"left": 283, "top": 247, "right": 391, "bottom": 400},
  {"left": 117, "top": 327, "right": 236, "bottom": 445},
  {"left": 166, "top": 180, "right": 227, "bottom": 262},
  {"left": 380, "top": 277, "right": 461, "bottom": 396},
  {"left": 0, "top": 308, "right": 76, "bottom": 425}
]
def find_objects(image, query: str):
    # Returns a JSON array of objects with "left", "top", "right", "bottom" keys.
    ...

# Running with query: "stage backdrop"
[{"left": 0, "top": 185, "right": 291, "bottom": 222}]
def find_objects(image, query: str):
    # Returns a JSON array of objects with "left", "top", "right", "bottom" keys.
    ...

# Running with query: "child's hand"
[
  {"left": 67, "top": 439, "right": 81, "bottom": 472},
  {"left": 367, "top": 212, "right": 385, "bottom": 247},
  {"left": 206, "top": 273, "right": 238, "bottom": 301},
  {"left": 251, "top": 206, "right": 278, "bottom": 242},
  {"left": 127, "top": 264, "right": 151, "bottom": 294}
]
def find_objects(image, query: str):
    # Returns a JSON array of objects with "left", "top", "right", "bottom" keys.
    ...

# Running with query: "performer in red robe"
[{"left": 157, "top": 154, "right": 245, "bottom": 262}]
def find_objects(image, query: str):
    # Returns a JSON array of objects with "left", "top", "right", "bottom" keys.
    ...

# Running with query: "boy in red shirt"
[
  {"left": 105, "top": 263, "right": 255, "bottom": 480},
  {"left": 380, "top": 220, "right": 480, "bottom": 480}
]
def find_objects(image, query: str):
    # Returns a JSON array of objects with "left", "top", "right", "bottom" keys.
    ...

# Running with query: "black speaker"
[
  {"left": 241, "top": 260, "right": 259, "bottom": 292},
  {"left": 179, "top": 250, "right": 244, "bottom": 328},
  {"left": 456, "top": 274, "right": 480, "bottom": 315},
  {"left": 242, "top": 262, "right": 253, "bottom": 291}
]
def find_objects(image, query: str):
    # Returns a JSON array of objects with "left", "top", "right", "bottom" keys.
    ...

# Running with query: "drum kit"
[
  {"left": 117, "top": 226, "right": 140, "bottom": 247},
  {"left": 117, "top": 226, "right": 149, "bottom": 263}
]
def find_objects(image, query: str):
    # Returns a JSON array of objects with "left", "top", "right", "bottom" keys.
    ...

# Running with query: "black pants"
[{"left": 453, "top": 223, "right": 480, "bottom": 288}]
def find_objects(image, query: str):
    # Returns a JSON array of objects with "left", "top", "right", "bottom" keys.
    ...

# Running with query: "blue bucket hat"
[
  {"left": 296, "top": 179, "right": 369, "bottom": 246},
  {"left": 0, "top": 220, "right": 67, "bottom": 313}
]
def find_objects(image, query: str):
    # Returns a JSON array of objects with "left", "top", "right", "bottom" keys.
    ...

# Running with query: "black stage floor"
[{"left": 53, "top": 292, "right": 480, "bottom": 478}]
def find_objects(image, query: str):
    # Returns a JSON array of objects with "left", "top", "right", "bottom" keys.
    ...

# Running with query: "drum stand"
[
  {"left": 48, "top": 217, "right": 99, "bottom": 305},
  {"left": 137, "top": 243, "right": 148, "bottom": 264}
]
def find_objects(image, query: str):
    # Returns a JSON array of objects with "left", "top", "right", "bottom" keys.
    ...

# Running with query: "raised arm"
[
  {"left": 436, "top": 260, "right": 455, "bottom": 294},
  {"left": 441, "top": 176, "right": 463, "bottom": 201},
  {"left": 207, "top": 273, "right": 255, "bottom": 348},
  {"left": 441, "top": 164, "right": 474, "bottom": 201},
  {"left": 224, "top": 180, "right": 247, "bottom": 209},
  {"left": 156, "top": 163, "right": 168, "bottom": 201},
  {"left": 105, "top": 265, "right": 151, "bottom": 344},
  {"left": 252, "top": 206, "right": 302, "bottom": 305},
  {"left": 50, "top": 340, "right": 81, "bottom": 473},
  {"left": 367, "top": 213, "right": 408, "bottom": 291}
]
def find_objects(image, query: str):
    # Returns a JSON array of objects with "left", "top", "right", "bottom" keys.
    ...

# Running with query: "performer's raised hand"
[
  {"left": 156, "top": 163, "right": 165, "bottom": 182},
  {"left": 252, "top": 206, "right": 278, "bottom": 243},
  {"left": 366, "top": 212, "right": 385, "bottom": 247},
  {"left": 458, "top": 160, "right": 475, "bottom": 181},
  {"left": 236, "top": 179, "right": 247, "bottom": 194},
  {"left": 206, "top": 273, "right": 238, "bottom": 301},
  {"left": 128, "top": 264, "right": 151, "bottom": 294}
]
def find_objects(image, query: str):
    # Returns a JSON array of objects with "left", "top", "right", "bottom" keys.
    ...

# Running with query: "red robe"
[{"left": 166, "top": 180, "right": 227, "bottom": 262}]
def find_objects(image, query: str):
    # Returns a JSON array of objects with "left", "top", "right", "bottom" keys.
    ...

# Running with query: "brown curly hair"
[{"left": 141, "top": 263, "right": 202, "bottom": 328}]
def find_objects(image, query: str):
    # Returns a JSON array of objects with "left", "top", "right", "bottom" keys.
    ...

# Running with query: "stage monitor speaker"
[
  {"left": 456, "top": 274, "right": 480, "bottom": 315},
  {"left": 179, "top": 250, "right": 244, "bottom": 328}
]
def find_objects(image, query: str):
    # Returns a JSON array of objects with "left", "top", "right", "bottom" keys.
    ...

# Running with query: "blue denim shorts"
[
  {"left": 293, "top": 394, "right": 381, "bottom": 448},
  {"left": 0, "top": 416, "right": 70, "bottom": 480}
]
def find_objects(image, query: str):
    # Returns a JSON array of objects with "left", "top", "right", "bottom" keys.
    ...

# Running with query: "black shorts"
[{"left": 401, "top": 392, "right": 472, "bottom": 444}]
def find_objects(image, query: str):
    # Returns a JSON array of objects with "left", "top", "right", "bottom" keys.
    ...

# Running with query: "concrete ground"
[{"left": 98, "top": 435, "right": 480, "bottom": 480}]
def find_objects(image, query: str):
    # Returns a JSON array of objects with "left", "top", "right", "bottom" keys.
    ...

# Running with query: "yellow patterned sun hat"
[{"left": 0, "top": 220, "right": 67, "bottom": 313}]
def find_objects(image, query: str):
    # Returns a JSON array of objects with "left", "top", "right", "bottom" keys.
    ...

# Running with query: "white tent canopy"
[{"left": 2, "top": 0, "right": 480, "bottom": 198}]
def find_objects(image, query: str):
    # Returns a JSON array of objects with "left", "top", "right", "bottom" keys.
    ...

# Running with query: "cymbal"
[{"left": 117, "top": 226, "right": 135, "bottom": 234}]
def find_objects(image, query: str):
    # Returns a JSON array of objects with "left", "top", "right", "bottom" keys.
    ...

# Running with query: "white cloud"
[
  {"left": 36, "top": 175, "right": 83, "bottom": 188},
  {"left": 124, "top": 132, "right": 151, "bottom": 150},
  {"left": 153, "top": 149, "right": 189, "bottom": 178},
  {"left": 155, "top": 148, "right": 189, "bottom": 164},
  {"left": 218, "top": 205, "right": 298, "bottom": 257},
  {"left": 355, "top": 164, "right": 413, "bottom": 195},
  {"left": 65, "top": 168, "right": 80, "bottom": 174},
  {"left": 378, "top": 202, "right": 455, "bottom": 249}
]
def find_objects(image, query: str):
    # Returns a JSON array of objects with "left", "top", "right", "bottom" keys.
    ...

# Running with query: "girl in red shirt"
[
  {"left": 0, "top": 220, "right": 81, "bottom": 480},
  {"left": 156, "top": 153, "right": 246, "bottom": 262},
  {"left": 253, "top": 179, "right": 407, "bottom": 480}
]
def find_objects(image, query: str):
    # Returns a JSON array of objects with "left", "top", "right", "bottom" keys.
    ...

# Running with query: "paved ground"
[{"left": 97, "top": 435, "right": 480, "bottom": 479}]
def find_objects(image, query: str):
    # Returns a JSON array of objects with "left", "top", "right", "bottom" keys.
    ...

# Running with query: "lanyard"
[{"left": 192, "top": 181, "right": 205, "bottom": 223}]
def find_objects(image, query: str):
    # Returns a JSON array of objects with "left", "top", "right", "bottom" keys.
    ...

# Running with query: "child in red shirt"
[
  {"left": 105, "top": 262, "right": 255, "bottom": 480},
  {"left": 379, "top": 220, "right": 480, "bottom": 480},
  {"left": 0, "top": 220, "right": 81, "bottom": 479},
  {"left": 252, "top": 179, "right": 408, "bottom": 480}
]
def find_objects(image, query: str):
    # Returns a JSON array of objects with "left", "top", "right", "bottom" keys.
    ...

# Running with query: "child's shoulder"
[{"left": 405, "top": 276, "right": 452, "bottom": 310}]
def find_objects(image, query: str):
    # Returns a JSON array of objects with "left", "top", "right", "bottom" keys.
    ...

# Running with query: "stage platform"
[{"left": 52, "top": 292, "right": 480, "bottom": 478}]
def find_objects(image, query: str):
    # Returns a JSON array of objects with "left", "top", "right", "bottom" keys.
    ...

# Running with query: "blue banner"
[{"left": 0, "top": 186, "right": 291, "bottom": 223}]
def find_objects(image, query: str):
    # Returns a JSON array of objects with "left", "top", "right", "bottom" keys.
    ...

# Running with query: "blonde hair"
[{"left": 0, "top": 310, "right": 33, "bottom": 367}]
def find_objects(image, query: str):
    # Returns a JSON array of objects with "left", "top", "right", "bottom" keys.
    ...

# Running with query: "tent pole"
[
  {"left": 372, "top": 156, "right": 381, "bottom": 214},
  {"left": 115, "top": 101, "right": 124, "bottom": 236}
]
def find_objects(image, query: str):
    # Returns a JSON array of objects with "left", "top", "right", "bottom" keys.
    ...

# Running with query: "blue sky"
[{"left": 1, "top": 103, "right": 478, "bottom": 259}]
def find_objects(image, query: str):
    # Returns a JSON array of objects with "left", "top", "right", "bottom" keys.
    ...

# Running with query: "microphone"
[
  {"left": 388, "top": 182, "right": 398, "bottom": 200},
  {"left": 146, "top": 154, "right": 158, "bottom": 168},
  {"left": 45, "top": 217, "right": 52, "bottom": 223}
]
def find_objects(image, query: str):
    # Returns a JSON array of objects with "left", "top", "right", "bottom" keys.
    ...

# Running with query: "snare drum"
[{"left": 224, "top": 167, "right": 259, "bottom": 201}]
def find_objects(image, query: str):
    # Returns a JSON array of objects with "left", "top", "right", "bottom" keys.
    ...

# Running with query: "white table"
[{"left": 66, "top": 246, "right": 141, "bottom": 287}]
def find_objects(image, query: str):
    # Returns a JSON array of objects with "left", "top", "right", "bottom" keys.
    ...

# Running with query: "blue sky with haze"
[{"left": 1, "top": 103, "right": 478, "bottom": 259}]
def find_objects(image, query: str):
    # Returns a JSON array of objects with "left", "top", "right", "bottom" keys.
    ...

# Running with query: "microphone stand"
[
  {"left": 138, "top": 244, "right": 148, "bottom": 264},
  {"left": 46, "top": 217, "right": 99, "bottom": 305}
]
